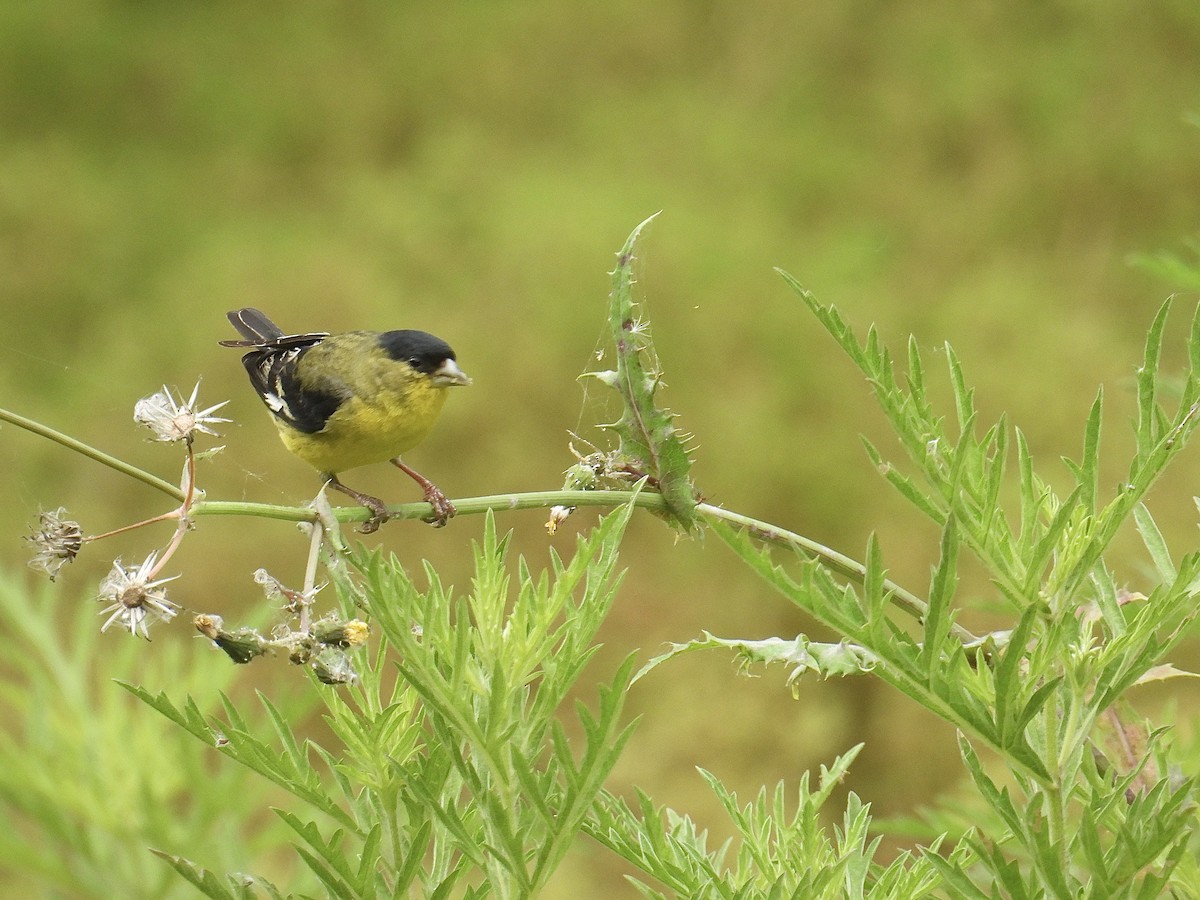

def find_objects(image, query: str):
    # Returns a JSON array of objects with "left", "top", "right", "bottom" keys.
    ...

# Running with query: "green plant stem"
[
  {"left": 193, "top": 490, "right": 972, "bottom": 641},
  {"left": 191, "top": 490, "right": 668, "bottom": 522},
  {"left": 0, "top": 407, "right": 184, "bottom": 502},
  {"left": 3, "top": 399, "right": 959, "bottom": 640},
  {"left": 695, "top": 503, "right": 958, "bottom": 636}
]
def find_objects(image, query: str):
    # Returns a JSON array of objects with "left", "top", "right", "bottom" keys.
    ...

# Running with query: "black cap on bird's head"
[{"left": 380, "top": 330, "right": 472, "bottom": 387}]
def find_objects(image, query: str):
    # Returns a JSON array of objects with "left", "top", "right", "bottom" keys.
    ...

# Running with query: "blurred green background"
[{"left": 2, "top": 0, "right": 1200, "bottom": 893}]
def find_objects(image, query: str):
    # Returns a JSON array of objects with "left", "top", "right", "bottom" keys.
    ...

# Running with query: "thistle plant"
[{"left": 1, "top": 218, "right": 1199, "bottom": 896}]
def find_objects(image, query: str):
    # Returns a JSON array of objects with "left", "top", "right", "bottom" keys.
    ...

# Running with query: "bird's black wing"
[
  {"left": 220, "top": 309, "right": 343, "bottom": 434},
  {"left": 236, "top": 342, "right": 344, "bottom": 435}
]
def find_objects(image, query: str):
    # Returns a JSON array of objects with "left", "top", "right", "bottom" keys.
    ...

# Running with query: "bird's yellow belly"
[{"left": 278, "top": 390, "right": 448, "bottom": 474}]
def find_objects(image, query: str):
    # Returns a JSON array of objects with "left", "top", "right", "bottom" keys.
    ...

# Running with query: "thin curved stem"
[
  {"left": 0, "top": 406, "right": 184, "bottom": 502},
  {"left": 192, "top": 489, "right": 971, "bottom": 640},
  {"left": 2, "top": 397, "right": 960, "bottom": 641}
]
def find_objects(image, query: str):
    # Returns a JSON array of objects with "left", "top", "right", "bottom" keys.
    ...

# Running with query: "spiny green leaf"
[
  {"left": 906, "top": 333, "right": 929, "bottom": 411},
  {"left": 117, "top": 683, "right": 215, "bottom": 744},
  {"left": 983, "top": 416, "right": 1009, "bottom": 527},
  {"left": 635, "top": 632, "right": 879, "bottom": 690},
  {"left": 1015, "top": 428, "right": 1038, "bottom": 546},
  {"left": 1021, "top": 484, "right": 1083, "bottom": 599},
  {"left": 919, "top": 848, "right": 991, "bottom": 900},
  {"left": 1190, "top": 300, "right": 1200, "bottom": 375},
  {"left": 958, "top": 738, "right": 1022, "bottom": 837},
  {"left": 582, "top": 213, "right": 700, "bottom": 532},
  {"left": 274, "top": 809, "right": 358, "bottom": 895},
  {"left": 993, "top": 603, "right": 1041, "bottom": 743}
]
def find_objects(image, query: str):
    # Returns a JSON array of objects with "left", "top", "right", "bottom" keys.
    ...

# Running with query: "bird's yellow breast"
[{"left": 277, "top": 337, "right": 451, "bottom": 474}]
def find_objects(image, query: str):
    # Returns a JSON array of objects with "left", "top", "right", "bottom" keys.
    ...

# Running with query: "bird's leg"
[
  {"left": 326, "top": 474, "right": 390, "bottom": 534},
  {"left": 391, "top": 457, "right": 457, "bottom": 527}
]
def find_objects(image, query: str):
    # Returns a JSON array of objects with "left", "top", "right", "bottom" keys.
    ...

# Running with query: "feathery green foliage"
[
  {"left": 688, "top": 270, "right": 1200, "bottom": 895},
  {"left": 0, "top": 575, "right": 307, "bottom": 898},
  {"left": 586, "top": 745, "right": 960, "bottom": 899},
  {"left": 5, "top": 219, "right": 1200, "bottom": 897},
  {"left": 126, "top": 507, "right": 637, "bottom": 898}
]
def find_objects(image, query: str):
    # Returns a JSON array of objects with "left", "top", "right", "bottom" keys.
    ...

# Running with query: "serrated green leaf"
[
  {"left": 1021, "top": 485, "right": 1083, "bottom": 598},
  {"left": 861, "top": 437, "right": 947, "bottom": 523},
  {"left": 586, "top": 213, "right": 699, "bottom": 532},
  {"left": 1189, "top": 301, "right": 1200, "bottom": 375},
  {"left": 983, "top": 417, "right": 1009, "bottom": 529},
  {"left": 958, "top": 737, "right": 1022, "bottom": 837},
  {"left": 258, "top": 692, "right": 308, "bottom": 773},
  {"left": 919, "top": 847, "right": 990, "bottom": 900},
  {"left": 906, "top": 334, "right": 928, "bottom": 409},
  {"left": 149, "top": 850, "right": 260, "bottom": 900},
  {"left": 1015, "top": 428, "right": 1038, "bottom": 547},
  {"left": 118, "top": 683, "right": 215, "bottom": 744}
]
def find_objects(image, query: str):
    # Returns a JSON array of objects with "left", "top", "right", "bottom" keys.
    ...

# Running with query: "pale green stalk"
[{"left": 0, "top": 406, "right": 184, "bottom": 501}]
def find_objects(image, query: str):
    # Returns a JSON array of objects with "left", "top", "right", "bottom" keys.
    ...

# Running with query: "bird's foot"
[
  {"left": 390, "top": 457, "right": 457, "bottom": 527},
  {"left": 327, "top": 475, "right": 391, "bottom": 533},
  {"left": 421, "top": 484, "right": 457, "bottom": 527},
  {"left": 357, "top": 496, "right": 392, "bottom": 534}
]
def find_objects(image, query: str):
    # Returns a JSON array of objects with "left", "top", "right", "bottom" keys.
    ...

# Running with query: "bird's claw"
[
  {"left": 421, "top": 488, "right": 457, "bottom": 528},
  {"left": 357, "top": 498, "right": 391, "bottom": 534}
]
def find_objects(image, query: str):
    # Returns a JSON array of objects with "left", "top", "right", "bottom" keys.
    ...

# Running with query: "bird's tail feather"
[{"left": 226, "top": 308, "right": 285, "bottom": 342}]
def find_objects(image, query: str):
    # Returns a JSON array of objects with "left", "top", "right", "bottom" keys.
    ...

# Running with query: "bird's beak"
[{"left": 432, "top": 358, "right": 472, "bottom": 387}]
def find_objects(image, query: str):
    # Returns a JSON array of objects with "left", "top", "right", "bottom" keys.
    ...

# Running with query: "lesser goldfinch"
[{"left": 220, "top": 307, "right": 471, "bottom": 531}]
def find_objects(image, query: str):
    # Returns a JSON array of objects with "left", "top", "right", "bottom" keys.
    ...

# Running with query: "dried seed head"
[
  {"left": 27, "top": 507, "right": 83, "bottom": 580},
  {"left": 97, "top": 553, "right": 180, "bottom": 639},
  {"left": 134, "top": 382, "right": 230, "bottom": 444}
]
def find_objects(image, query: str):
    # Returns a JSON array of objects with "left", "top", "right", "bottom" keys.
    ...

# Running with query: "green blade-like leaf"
[
  {"left": 1134, "top": 503, "right": 1176, "bottom": 582},
  {"left": 1079, "top": 387, "right": 1103, "bottom": 512},
  {"left": 1135, "top": 299, "right": 1172, "bottom": 458},
  {"left": 922, "top": 517, "right": 960, "bottom": 666},
  {"left": 945, "top": 343, "right": 974, "bottom": 436}
]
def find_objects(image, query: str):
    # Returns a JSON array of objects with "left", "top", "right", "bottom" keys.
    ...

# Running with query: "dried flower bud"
[
  {"left": 193, "top": 613, "right": 224, "bottom": 639},
  {"left": 27, "top": 507, "right": 83, "bottom": 580},
  {"left": 312, "top": 617, "right": 370, "bottom": 648},
  {"left": 311, "top": 647, "right": 358, "bottom": 685},
  {"left": 194, "top": 613, "right": 269, "bottom": 664},
  {"left": 288, "top": 641, "right": 314, "bottom": 666}
]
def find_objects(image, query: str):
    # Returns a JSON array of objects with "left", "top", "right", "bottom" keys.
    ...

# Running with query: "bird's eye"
[{"left": 407, "top": 357, "right": 421, "bottom": 368}]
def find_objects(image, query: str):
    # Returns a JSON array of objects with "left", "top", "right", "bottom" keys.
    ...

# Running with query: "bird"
[{"left": 220, "top": 307, "right": 471, "bottom": 532}]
